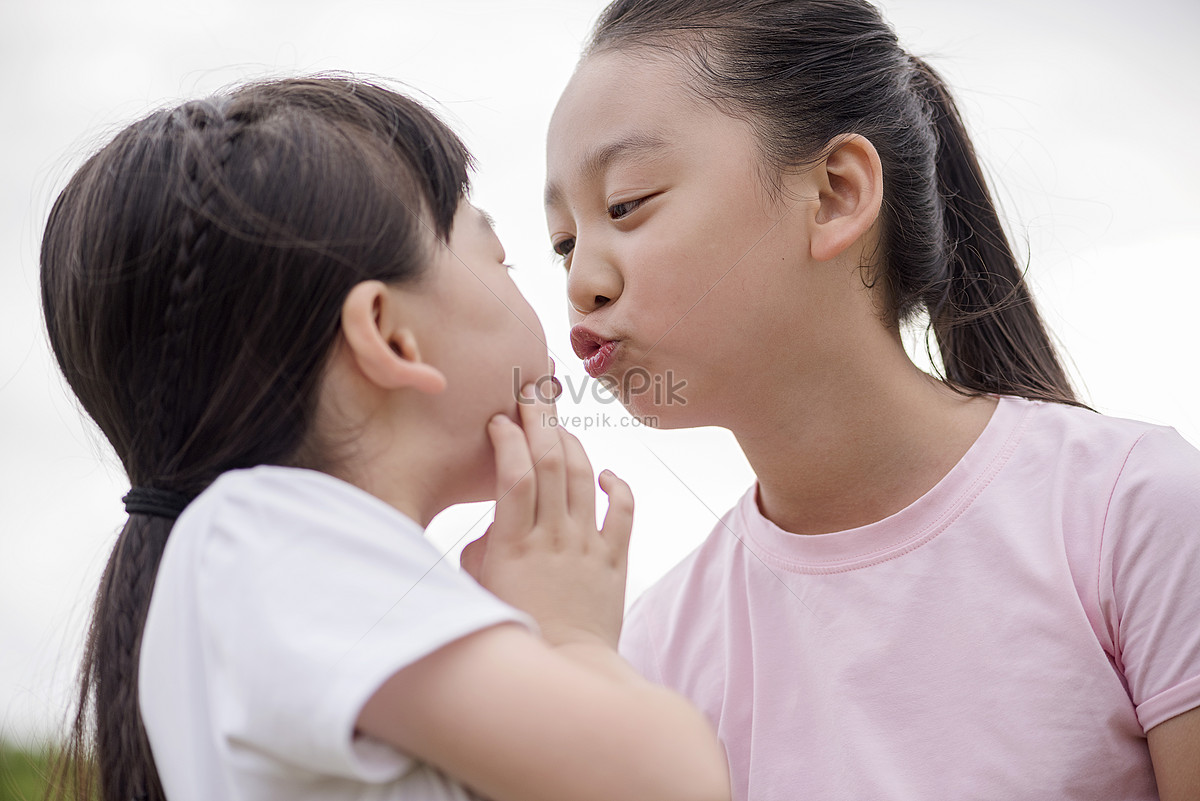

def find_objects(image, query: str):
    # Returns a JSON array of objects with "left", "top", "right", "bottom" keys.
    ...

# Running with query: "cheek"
[
  {"left": 478, "top": 288, "right": 549, "bottom": 397},
  {"left": 622, "top": 225, "right": 713, "bottom": 308},
  {"left": 512, "top": 294, "right": 548, "bottom": 347},
  {"left": 620, "top": 222, "right": 755, "bottom": 346},
  {"left": 648, "top": 185, "right": 768, "bottom": 273},
  {"left": 503, "top": 294, "right": 549, "bottom": 371}
]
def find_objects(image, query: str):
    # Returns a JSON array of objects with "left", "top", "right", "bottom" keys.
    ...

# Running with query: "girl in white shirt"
[{"left": 40, "top": 76, "right": 728, "bottom": 801}]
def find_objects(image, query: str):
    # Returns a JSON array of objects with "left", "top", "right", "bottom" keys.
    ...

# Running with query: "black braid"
[
  {"left": 90, "top": 518, "right": 171, "bottom": 801},
  {"left": 151, "top": 102, "right": 239, "bottom": 482},
  {"left": 92, "top": 103, "right": 242, "bottom": 801}
]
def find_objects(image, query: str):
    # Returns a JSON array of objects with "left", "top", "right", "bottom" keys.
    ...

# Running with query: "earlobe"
[
  {"left": 341, "top": 281, "right": 447, "bottom": 394},
  {"left": 809, "top": 134, "right": 884, "bottom": 263}
]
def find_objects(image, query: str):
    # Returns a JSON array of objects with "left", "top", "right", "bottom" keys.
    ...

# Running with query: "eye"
[
  {"left": 608, "top": 197, "right": 645, "bottom": 220},
  {"left": 552, "top": 237, "right": 575, "bottom": 259}
]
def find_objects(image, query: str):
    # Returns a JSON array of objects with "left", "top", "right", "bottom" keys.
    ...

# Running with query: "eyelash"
[
  {"left": 552, "top": 195, "right": 652, "bottom": 263},
  {"left": 608, "top": 197, "right": 645, "bottom": 220}
]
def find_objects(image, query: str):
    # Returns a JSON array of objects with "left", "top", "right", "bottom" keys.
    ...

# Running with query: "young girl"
[
  {"left": 543, "top": 1, "right": 1200, "bottom": 798},
  {"left": 40, "top": 76, "right": 730, "bottom": 801}
]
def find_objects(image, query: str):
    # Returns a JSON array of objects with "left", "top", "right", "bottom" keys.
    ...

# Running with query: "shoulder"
[
  {"left": 1093, "top": 415, "right": 1200, "bottom": 553},
  {"left": 1052, "top": 412, "right": 1200, "bottom": 730},
  {"left": 1017, "top": 397, "right": 1180, "bottom": 452},
  {"left": 143, "top": 465, "right": 532, "bottom": 788},
  {"left": 187, "top": 464, "right": 419, "bottom": 534},
  {"left": 156, "top": 465, "right": 500, "bottom": 641},
  {"left": 1005, "top": 398, "right": 1199, "bottom": 494},
  {"left": 623, "top": 487, "right": 754, "bottom": 648},
  {"left": 999, "top": 398, "right": 1200, "bottom": 551},
  {"left": 176, "top": 464, "right": 433, "bottom": 568},
  {"left": 1106, "top": 422, "right": 1200, "bottom": 506}
]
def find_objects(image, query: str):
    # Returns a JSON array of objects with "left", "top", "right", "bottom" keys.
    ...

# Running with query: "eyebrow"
[
  {"left": 478, "top": 207, "right": 498, "bottom": 231},
  {"left": 544, "top": 133, "right": 669, "bottom": 208}
]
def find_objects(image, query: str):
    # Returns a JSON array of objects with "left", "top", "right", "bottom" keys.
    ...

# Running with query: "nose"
[{"left": 565, "top": 241, "right": 623, "bottom": 316}]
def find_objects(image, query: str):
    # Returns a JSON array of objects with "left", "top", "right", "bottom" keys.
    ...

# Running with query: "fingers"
[
  {"left": 491, "top": 386, "right": 632, "bottom": 569},
  {"left": 517, "top": 384, "right": 567, "bottom": 525},
  {"left": 598, "top": 469, "right": 634, "bottom": 567},
  {"left": 558, "top": 429, "right": 597, "bottom": 523},
  {"left": 487, "top": 415, "right": 535, "bottom": 539}
]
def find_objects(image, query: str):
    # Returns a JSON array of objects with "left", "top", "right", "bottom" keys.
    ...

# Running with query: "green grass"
[{"left": 0, "top": 743, "right": 53, "bottom": 801}]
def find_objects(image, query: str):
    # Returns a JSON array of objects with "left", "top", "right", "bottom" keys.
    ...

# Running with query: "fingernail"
[
  {"left": 490, "top": 414, "right": 509, "bottom": 426},
  {"left": 521, "top": 383, "right": 535, "bottom": 399}
]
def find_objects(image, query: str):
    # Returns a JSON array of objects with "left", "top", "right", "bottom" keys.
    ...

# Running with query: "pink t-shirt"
[{"left": 619, "top": 396, "right": 1200, "bottom": 800}]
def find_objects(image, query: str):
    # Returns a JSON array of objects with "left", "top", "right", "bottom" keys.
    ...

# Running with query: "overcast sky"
[{"left": 2, "top": 0, "right": 1197, "bottom": 744}]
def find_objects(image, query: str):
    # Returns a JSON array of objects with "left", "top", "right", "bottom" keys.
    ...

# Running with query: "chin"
[
  {"left": 618, "top": 395, "right": 704, "bottom": 431},
  {"left": 606, "top": 361, "right": 694, "bottom": 421}
]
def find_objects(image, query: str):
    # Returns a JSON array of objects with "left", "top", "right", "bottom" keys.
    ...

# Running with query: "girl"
[
  {"left": 41, "top": 76, "right": 730, "bottom": 801},
  {"left": 543, "top": 1, "right": 1200, "bottom": 799}
]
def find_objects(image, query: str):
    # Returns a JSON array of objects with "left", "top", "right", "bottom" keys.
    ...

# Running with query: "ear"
[
  {"left": 340, "top": 281, "right": 447, "bottom": 394},
  {"left": 807, "top": 134, "right": 884, "bottom": 263}
]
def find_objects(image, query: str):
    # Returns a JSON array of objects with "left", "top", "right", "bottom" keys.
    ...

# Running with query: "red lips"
[{"left": 570, "top": 326, "right": 619, "bottom": 378}]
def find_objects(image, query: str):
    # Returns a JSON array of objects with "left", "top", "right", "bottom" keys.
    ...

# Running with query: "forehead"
[
  {"left": 550, "top": 49, "right": 697, "bottom": 128},
  {"left": 439, "top": 202, "right": 500, "bottom": 258},
  {"left": 545, "top": 50, "right": 715, "bottom": 199}
]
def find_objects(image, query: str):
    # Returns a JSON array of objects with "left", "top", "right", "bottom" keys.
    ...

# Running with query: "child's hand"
[{"left": 461, "top": 385, "right": 634, "bottom": 650}]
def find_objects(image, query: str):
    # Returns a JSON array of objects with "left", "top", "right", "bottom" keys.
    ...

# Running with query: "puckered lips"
[{"left": 570, "top": 325, "right": 619, "bottom": 378}]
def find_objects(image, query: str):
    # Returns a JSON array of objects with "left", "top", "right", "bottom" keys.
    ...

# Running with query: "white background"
[{"left": 2, "top": 0, "right": 1197, "bottom": 745}]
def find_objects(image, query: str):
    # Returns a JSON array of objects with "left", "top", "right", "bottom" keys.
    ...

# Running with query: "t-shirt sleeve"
[
  {"left": 1099, "top": 427, "right": 1200, "bottom": 732},
  {"left": 196, "top": 469, "right": 533, "bottom": 782}
]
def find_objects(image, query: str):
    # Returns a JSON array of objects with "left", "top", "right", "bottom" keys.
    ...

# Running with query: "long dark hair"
[
  {"left": 588, "top": 0, "right": 1079, "bottom": 405},
  {"left": 40, "top": 76, "right": 472, "bottom": 801}
]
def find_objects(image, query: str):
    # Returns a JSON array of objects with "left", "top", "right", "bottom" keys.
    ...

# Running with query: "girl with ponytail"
[
  {"left": 544, "top": 1, "right": 1200, "bottom": 798},
  {"left": 42, "top": 76, "right": 730, "bottom": 801}
]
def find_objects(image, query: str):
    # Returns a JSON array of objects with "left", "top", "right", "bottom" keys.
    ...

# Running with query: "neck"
[
  {"left": 315, "top": 416, "right": 444, "bottom": 529},
  {"left": 731, "top": 337, "right": 997, "bottom": 536},
  {"left": 310, "top": 349, "right": 485, "bottom": 529}
]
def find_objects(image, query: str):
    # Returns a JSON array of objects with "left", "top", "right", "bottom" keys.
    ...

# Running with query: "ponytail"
[
  {"left": 41, "top": 77, "right": 474, "bottom": 801},
  {"left": 51, "top": 517, "right": 172, "bottom": 801},
  {"left": 589, "top": 0, "right": 1082, "bottom": 407},
  {"left": 910, "top": 57, "right": 1079, "bottom": 405}
]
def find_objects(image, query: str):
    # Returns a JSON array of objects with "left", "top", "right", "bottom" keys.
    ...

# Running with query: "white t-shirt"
[{"left": 139, "top": 465, "right": 532, "bottom": 801}]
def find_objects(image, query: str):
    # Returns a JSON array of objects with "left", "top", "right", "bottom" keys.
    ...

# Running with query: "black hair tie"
[{"left": 122, "top": 487, "right": 192, "bottom": 520}]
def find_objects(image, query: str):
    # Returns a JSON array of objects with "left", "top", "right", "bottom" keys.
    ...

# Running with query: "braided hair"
[{"left": 40, "top": 76, "right": 473, "bottom": 801}]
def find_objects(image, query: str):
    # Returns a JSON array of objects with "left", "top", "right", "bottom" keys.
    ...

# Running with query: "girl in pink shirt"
[{"left": 543, "top": 1, "right": 1200, "bottom": 798}]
